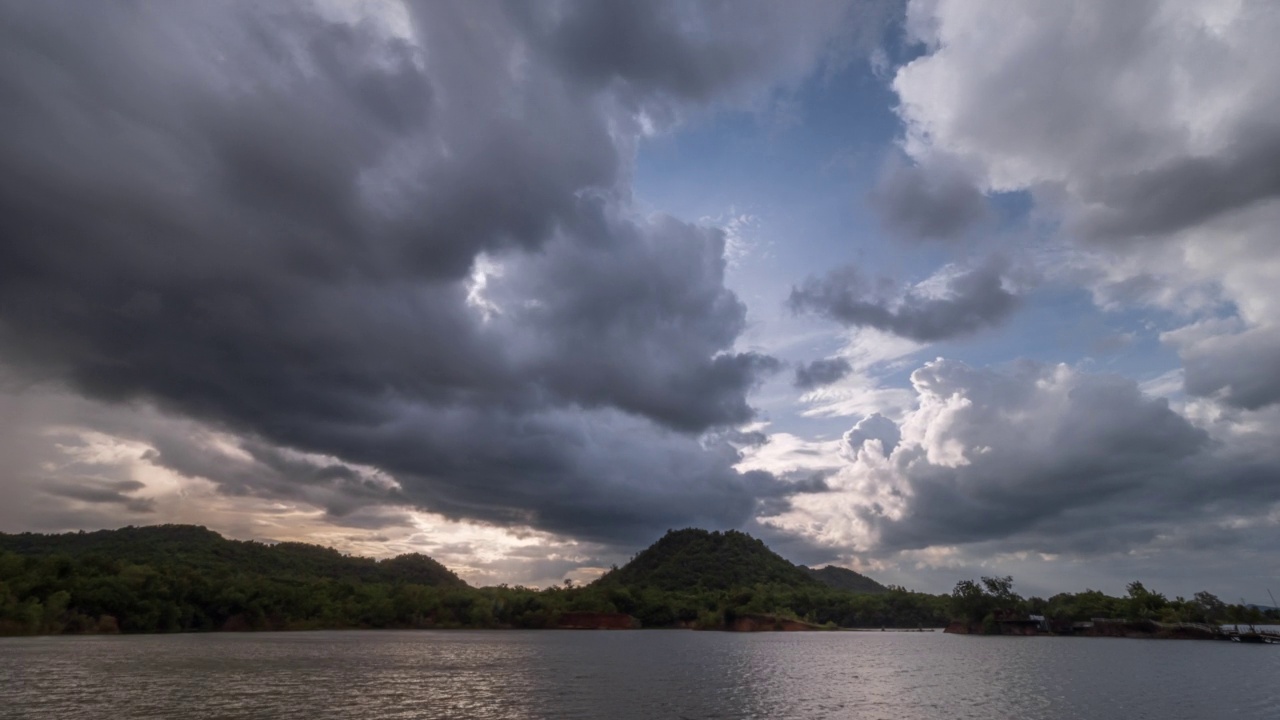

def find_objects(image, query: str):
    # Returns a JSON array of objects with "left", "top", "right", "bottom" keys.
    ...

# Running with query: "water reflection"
[{"left": 2, "top": 630, "right": 1277, "bottom": 719}]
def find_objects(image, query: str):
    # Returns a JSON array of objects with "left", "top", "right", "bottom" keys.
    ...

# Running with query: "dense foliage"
[
  {"left": 0, "top": 525, "right": 466, "bottom": 588},
  {"left": 14, "top": 525, "right": 1265, "bottom": 638},
  {"left": 0, "top": 525, "right": 939, "bottom": 635},
  {"left": 803, "top": 565, "right": 888, "bottom": 594},
  {"left": 593, "top": 529, "right": 821, "bottom": 591},
  {"left": 950, "top": 576, "right": 1279, "bottom": 633}
]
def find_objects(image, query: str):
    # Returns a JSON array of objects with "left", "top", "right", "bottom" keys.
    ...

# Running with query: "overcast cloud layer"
[
  {"left": 2, "top": 0, "right": 1278, "bottom": 597},
  {"left": 0, "top": 0, "right": 866, "bottom": 544}
]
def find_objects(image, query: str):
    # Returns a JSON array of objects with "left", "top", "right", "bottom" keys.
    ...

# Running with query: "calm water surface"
[{"left": 2, "top": 630, "right": 1276, "bottom": 719}]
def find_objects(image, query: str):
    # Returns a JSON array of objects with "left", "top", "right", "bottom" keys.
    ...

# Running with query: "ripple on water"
[{"left": 1, "top": 630, "right": 1277, "bottom": 720}]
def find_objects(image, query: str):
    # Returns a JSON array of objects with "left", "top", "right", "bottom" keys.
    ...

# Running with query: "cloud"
[
  {"left": 42, "top": 479, "right": 155, "bottom": 514},
  {"left": 788, "top": 257, "right": 1020, "bottom": 341},
  {"left": 1165, "top": 320, "right": 1280, "bottom": 411},
  {"left": 0, "top": 1, "right": 860, "bottom": 544},
  {"left": 767, "top": 358, "right": 1280, "bottom": 567},
  {"left": 526, "top": 0, "right": 862, "bottom": 104},
  {"left": 791, "top": 327, "right": 922, "bottom": 420},
  {"left": 894, "top": 0, "right": 1279, "bottom": 203},
  {"left": 869, "top": 154, "right": 989, "bottom": 241},
  {"left": 892, "top": 0, "right": 1280, "bottom": 408},
  {"left": 793, "top": 357, "right": 853, "bottom": 389},
  {"left": 485, "top": 209, "right": 783, "bottom": 432},
  {"left": 1073, "top": 130, "right": 1280, "bottom": 242},
  {"left": 0, "top": 385, "right": 749, "bottom": 586},
  {"left": 841, "top": 413, "right": 899, "bottom": 460},
  {"left": 140, "top": 430, "right": 405, "bottom": 521}
]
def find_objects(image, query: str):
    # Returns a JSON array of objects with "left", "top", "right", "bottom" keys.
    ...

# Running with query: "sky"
[{"left": 1, "top": 0, "right": 1278, "bottom": 602}]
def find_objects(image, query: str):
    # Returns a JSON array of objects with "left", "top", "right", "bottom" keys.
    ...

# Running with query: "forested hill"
[
  {"left": 595, "top": 528, "right": 848, "bottom": 591},
  {"left": 803, "top": 565, "right": 888, "bottom": 594},
  {"left": 0, "top": 525, "right": 467, "bottom": 588},
  {"left": 1, "top": 524, "right": 943, "bottom": 635}
]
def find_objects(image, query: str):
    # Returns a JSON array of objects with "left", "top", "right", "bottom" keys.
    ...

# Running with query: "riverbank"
[
  {"left": 944, "top": 618, "right": 1280, "bottom": 643},
  {"left": 557, "top": 612, "right": 829, "bottom": 631}
]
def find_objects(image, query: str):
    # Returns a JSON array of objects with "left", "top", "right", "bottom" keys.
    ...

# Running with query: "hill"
[
  {"left": 0, "top": 524, "right": 944, "bottom": 636},
  {"left": 803, "top": 565, "right": 888, "bottom": 594},
  {"left": 594, "top": 528, "right": 824, "bottom": 591},
  {"left": 0, "top": 524, "right": 467, "bottom": 588}
]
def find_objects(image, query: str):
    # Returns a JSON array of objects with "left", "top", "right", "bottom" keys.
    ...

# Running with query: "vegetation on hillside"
[
  {"left": 0, "top": 525, "right": 936, "bottom": 635},
  {"left": 593, "top": 529, "right": 821, "bottom": 591},
  {"left": 803, "top": 565, "right": 888, "bottom": 594},
  {"left": 0, "top": 525, "right": 466, "bottom": 588},
  {"left": 581, "top": 529, "right": 923, "bottom": 629},
  {"left": 11, "top": 525, "right": 1263, "bottom": 638}
]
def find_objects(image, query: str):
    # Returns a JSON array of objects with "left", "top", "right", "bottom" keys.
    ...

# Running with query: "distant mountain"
[
  {"left": 802, "top": 565, "right": 888, "bottom": 594},
  {"left": 595, "top": 528, "right": 832, "bottom": 591},
  {"left": 0, "top": 524, "right": 467, "bottom": 588}
]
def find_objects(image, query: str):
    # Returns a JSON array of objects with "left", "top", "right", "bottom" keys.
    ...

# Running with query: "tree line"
[
  {"left": 0, "top": 549, "right": 947, "bottom": 634},
  {"left": 950, "top": 575, "right": 1279, "bottom": 632},
  {"left": 3, "top": 525, "right": 1272, "bottom": 636}
]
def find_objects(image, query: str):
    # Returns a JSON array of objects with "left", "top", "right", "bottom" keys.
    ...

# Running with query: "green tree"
[
  {"left": 1191, "top": 591, "right": 1226, "bottom": 624},
  {"left": 1124, "top": 581, "right": 1167, "bottom": 621}
]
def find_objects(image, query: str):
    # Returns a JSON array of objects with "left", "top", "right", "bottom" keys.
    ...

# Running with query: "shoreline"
[{"left": 944, "top": 619, "right": 1280, "bottom": 644}]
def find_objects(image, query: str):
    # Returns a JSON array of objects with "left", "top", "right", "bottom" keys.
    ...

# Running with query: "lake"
[{"left": 2, "top": 630, "right": 1276, "bottom": 719}]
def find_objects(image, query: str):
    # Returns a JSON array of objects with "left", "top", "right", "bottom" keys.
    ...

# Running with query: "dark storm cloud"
[
  {"left": 525, "top": 0, "right": 857, "bottom": 103},
  {"left": 788, "top": 258, "right": 1019, "bottom": 342},
  {"left": 843, "top": 360, "right": 1223, "bottom": 554},
  {"left": 0, "top": 1, "right": 855, "bottom": 543},
  {"left": 793, "top": 357, "right": 854, "bottom": 390},
  {"left": 490, "top": 207, "right": 783, "bottom": 431},
  {"left": 748, "top": 468, "right": 832, "bottom": 518},
  {"left": 139, "top": 427, "right": 405, "bottom": 520},
  {"left": 42, "top": 479, "right": 155, "bottom": 514},
  {"left": 1174, "top": 325, "right": 1280, "bottom": 411},
  {"left": 869, "top": 156, "right": 989, "bottom": 241},
  {"left": 1074, "top": 131, "right": 1280, "bottom": 242},
  {"left": 365, "top": 409, "right": 795, "bottom": 544}
]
